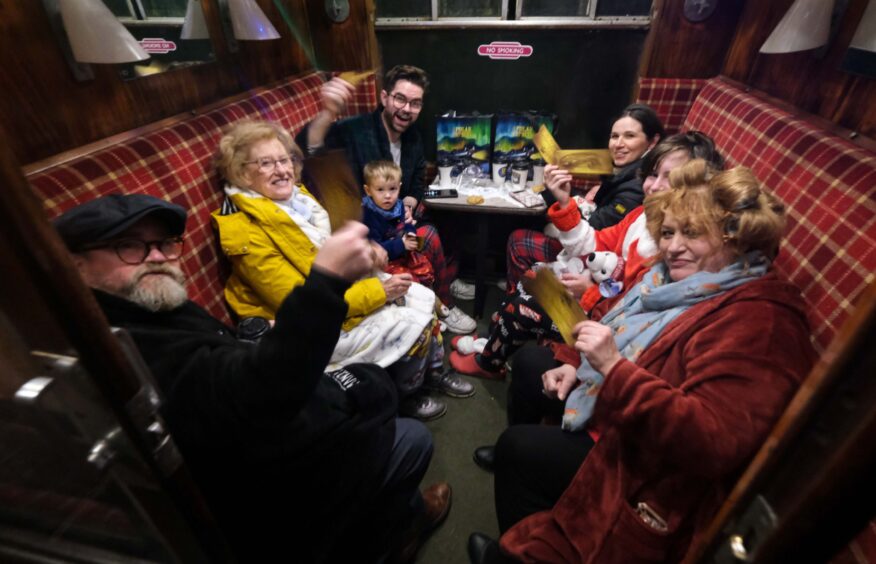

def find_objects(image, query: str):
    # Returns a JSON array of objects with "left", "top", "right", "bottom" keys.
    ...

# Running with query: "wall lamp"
[
  {"left": 42, "top": 0, "right": 150, "bottom": 81},
  {"left": 217, "top": 0, "right": 281, "bottom": 52},
  {"left": 760, "top": 0, "right": 836, "bottom": 54},
  {"left": 181, "top": 0, "right": 210, "bottom": 40}
]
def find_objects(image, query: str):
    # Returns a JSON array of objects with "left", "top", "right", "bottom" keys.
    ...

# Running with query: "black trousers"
[{"left": 495, "top": 347, "right": 595, "bottom": 533}]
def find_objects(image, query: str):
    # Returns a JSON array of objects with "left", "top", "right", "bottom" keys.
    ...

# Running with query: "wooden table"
[{"left": 424, "top": 190, "right": 546, "bottom": 318}]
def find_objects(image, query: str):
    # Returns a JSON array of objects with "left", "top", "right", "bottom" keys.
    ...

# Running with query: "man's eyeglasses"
[
  {"left": 81, "top": 237, "right": 185, "bottom": 265},
  {"left": 244, "top": 155, "right": 302, "bottom": 174},
  {"left": 389, "top": 93, "right": 423, "bottom": 111}
]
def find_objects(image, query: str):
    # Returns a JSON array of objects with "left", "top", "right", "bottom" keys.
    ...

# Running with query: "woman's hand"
[
  {"left": 313, "top": 222, "right": 374, "bottom": 281},
  {"left": 370, "top": 241, "right": 388, "bottom": 270},
  {"left": 403, "top": 233, "right": 419, "bottom": 251},
  {"left": 542, "top": 364, "right": 579, "bottom": 401},
  {"left": 544, "top": 164, "right": 573, "bottom": 206},
  {"left": 573, "top": 321, "right": 623, "bottom": 376},
  {"left": 560, "top": 272, "right": 594, "bottom": 299},
  {"left": 382, "top": 273, "right": 413, "bottom": 302},
  {"left": 321, "top": 77, "right": 355, "bottom": 117}
]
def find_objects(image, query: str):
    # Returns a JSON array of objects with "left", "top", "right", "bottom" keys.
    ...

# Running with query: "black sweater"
[{"left": 96, "top": 270, "right": 397, "bottom": 562}]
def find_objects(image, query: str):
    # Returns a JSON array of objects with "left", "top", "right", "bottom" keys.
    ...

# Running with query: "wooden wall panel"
[
  {"left": 724, "top": 0, "right": 876, "bottom": 138},
  {"left": 307, "top": 0, "right": 380, "bottom": 72},
  {"left": 639, "top": 0, "right": 746, "bottom": 78},
  {"left": 0, "top": 0, "right": 374, "bottom": 165}
]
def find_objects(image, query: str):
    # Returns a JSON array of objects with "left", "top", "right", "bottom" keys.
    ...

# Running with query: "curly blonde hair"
[
  {"left": 216, "top": 121, "right": 303, "bottom": 188},
  {"left": 645, "top": 159, "right": 786, "bottom": 260}
]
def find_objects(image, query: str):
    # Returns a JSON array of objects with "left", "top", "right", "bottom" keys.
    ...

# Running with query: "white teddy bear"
[{"left": 585, "top": 251, "right": 625, "bottom": 298}]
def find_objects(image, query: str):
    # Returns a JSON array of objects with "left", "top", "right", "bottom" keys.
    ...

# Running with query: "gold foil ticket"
[
  {"left": 521, "top": 268, "right": 588, "bottom": 346},
  {"left": 304, "top": 149, "right": 362, "bottom": 231},
  {"left": 338, "top": 70, "right": 373, "bottom": 87},
  {"left": 533, "top": 125, "right": 613, "bottom": 176}
]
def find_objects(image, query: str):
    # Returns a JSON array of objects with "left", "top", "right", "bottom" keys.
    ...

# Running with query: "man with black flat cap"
[{"left": 55, "top": 193, "right": 451, "bottom": 563}]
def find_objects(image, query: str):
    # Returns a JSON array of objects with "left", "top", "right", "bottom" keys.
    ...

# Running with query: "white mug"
[
  {"left": 492, "top": 162, "right": 508, "bottom": 185},
  {"left": 438, "top": 165, "right": 453, "bottom": 187},
  {"left": 532, "top": 163, "right": 545, "bottom": 187}
]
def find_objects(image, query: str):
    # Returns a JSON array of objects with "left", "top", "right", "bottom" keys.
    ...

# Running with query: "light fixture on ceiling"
[
  {"left": 226, "top": 0, "right": 281, "bottom": 41},
  {"left": 760, "top": 0, "right": 836, "bottom": 54},
  {"left": 58, "top": 0, "right": 150, "bottom": 63},
  {"left": 181, "top": 0, "right": 210, "bottom": 40}
]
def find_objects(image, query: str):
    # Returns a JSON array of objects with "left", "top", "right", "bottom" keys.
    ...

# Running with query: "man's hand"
[
  {"left": 313, "top": 222, "right": 374, "bottom": 282},
  {"left": 306, "top": 78, "right": 356, "bottom": 151},
  {"left": 403, "top": 196, "right": 419, "bottom": 213},
  {"left": 403, "top": 233, "right": 419, "bottom": 251},
  {"left": 560, "top": 272, "right": 594, "bottom": 299},
  {"left": 382, "top": 273, "right": 413, "bottom": 302},
  {"left": 321, "top": 77, "right": 355, "bottom": 117},
  {"left": 573, "top": 321, "right": 622, "bottom": 376},
  {"left": 370, "top": 241, "right": 388, "bottom": 270},
  {"left": 542, "top": 364, "right": 578, "bottom": 401},
  {"left": 544, "top": 165, "right": 573, "bottom": 207}
]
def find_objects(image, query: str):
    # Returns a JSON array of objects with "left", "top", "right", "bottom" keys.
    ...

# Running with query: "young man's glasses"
[
  {"left": 244, "top": 155, "right": 302, "bottom": 174},
  {"left": 81, "top": 237, "right": 185, "bottom": 265},
  {"left": 389, "top": 93, "right": 423, "bottom": 111}
]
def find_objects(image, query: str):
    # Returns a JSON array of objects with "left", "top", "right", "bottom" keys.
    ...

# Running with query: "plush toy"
[{"left": 585, "top": 251, "right": 625, "bottom": 299}]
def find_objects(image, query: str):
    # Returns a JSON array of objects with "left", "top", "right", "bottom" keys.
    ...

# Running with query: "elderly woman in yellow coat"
[{"left": 212, "top": 120, "right": 473, "bottom": 420}]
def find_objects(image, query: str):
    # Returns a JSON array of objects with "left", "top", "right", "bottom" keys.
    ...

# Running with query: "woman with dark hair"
[{"left": 504, "top": 103, "right": 666, "bottom": 294}]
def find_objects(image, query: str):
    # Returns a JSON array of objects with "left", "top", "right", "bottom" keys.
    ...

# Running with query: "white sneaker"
[
  {"left": 443, "top": 306, "right": 477, "bottom": 334},
  {"left": 450, "top": 279, "right": 476, "bottom": 301}
]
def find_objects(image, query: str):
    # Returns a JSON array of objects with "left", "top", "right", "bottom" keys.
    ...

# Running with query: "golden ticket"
[
  {"left": 521, "top": 268, "right": 588, "bottom": 346},
  {"left": 304, "top": 149, "right": 362, "bottom": 230},
  {"left": 533, "top": 125, "right": 613, "bottom": 176},
  {"left": 338, "top": 70, "right": 373, "bottom": 86}
]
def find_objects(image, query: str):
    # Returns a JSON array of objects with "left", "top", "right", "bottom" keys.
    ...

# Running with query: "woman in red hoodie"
[{"left": 468, "top": 160, "right": 814, "bottom": 564}]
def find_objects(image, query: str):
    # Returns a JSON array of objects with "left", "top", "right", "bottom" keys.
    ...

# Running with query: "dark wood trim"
[{"left": 686, "top": 279, "right": 876, "bottom": 563}]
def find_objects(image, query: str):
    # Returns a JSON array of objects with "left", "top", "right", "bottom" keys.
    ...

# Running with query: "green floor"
[{"left": 417, "top": 286, "right": 508, "bottom": 564}]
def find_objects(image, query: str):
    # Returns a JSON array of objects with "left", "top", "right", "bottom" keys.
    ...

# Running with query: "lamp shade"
[
  {"left": 760, "top": 0, "right": 836, "bottom": 54},
  {"left": 181, "top": 0, "right": 210, "bottom": 40},
  {"left": 228, "top": 0, "right": 281, "bottom": 41},
  {"left": 59, "top": 0, "right": 150, "bottom": 63}
]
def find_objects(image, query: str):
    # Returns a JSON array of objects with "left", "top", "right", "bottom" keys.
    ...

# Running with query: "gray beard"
[{"left": 122, "top": 266, "right": 188, "bottom": 312}]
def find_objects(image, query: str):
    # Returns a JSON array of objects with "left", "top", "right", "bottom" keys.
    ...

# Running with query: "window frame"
[{"left": 375, "top": 0, "right": 651, "bottom": 29}]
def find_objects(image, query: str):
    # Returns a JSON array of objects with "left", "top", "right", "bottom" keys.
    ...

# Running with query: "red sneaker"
[{"left": 449, "top": 351, "right": 506, "bottom": 380}]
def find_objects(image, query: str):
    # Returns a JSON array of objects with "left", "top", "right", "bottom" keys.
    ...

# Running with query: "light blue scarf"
[{"left": 561, "top": 251, "right": 771, "bottom": 432}]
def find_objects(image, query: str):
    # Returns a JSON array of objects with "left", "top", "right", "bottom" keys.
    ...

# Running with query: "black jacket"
[
  {"left": 96, "top": 270, "right": 397, "bottom": 562},
  {"left": 297, "top": 109, "right": 427, "bottom": 202},
  {"left": 589, "top": 159, "right": 645, "bottom": 229},
  {"left": 541, "top": 159, "right": 645, "bottom": 230}
]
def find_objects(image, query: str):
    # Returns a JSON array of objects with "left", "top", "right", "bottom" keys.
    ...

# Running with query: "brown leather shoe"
[{"left": 392, "top": 482, "right": 452, "bottom": 563}]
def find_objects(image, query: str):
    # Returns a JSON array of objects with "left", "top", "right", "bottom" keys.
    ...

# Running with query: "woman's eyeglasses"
[
  {"left": 81, "top": 237, "right": 185, "bottom": 265},
  {"left": 244, "top": 155, "right": 303, "bottom": 174}
]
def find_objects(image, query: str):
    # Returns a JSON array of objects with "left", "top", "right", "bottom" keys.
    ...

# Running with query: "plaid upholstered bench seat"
[
  {"left": 638, "top": 76, "right": 875, "bottom": 355},
  {"left": 24, "top": 71, "right": 378, "bottom": 325},
  {"left": 638, "top": 75, "right": 876, "bottom": 561}
]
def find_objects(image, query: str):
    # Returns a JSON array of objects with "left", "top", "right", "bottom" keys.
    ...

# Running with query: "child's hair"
[{"left": 363, "top": 160, "right": 402, "bottom": 187}]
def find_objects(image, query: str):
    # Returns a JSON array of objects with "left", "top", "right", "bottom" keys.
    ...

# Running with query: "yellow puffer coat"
[{"left": 211, "top": 187, "right": 386, "bottom": 331}]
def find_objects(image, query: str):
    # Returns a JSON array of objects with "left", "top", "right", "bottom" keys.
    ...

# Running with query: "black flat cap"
[{"left": 54, "top": 193, "right": 187, "bottom": 251}]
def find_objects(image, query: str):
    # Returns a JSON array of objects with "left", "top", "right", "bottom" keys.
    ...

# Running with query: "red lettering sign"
[
  {"left": 477, "top": 41, "right": 534, "bottom": 61},
  {"left": 140, "top": 38, "right": 177, "bottom": 55}
]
